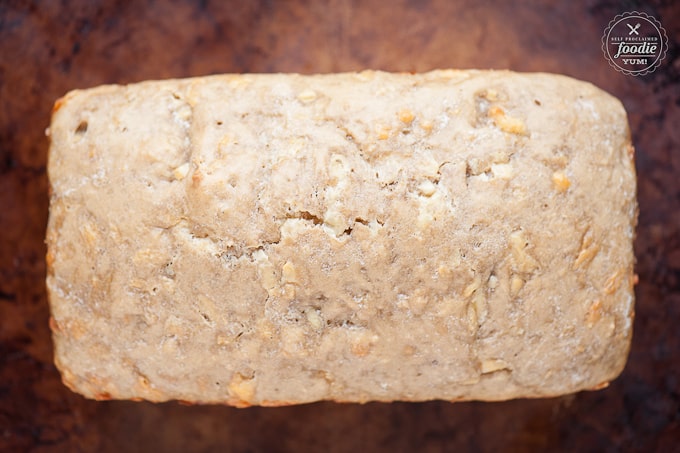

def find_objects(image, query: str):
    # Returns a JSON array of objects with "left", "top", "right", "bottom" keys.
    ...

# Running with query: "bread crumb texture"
[{"left": 46, "top": 70, "right": 637, "bottom": 405}]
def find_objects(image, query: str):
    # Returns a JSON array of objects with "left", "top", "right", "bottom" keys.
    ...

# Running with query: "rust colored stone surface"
[{"left": 1, "top": 0, "right": 678, "bottom": 451}]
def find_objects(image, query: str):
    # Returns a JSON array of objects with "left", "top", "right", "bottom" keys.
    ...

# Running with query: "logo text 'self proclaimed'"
[{"left": 602, "top": 11, "right": 668, "bottom": 76}]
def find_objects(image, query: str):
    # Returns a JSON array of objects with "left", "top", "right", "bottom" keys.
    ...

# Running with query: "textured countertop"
[{"left": 1, "top": 1, "right": 678, "bottom": 451}]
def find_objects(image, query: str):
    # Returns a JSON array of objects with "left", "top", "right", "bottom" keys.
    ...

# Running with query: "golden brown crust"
[{"left": 52, "top": 96, "right": 66, "bottom": 114}]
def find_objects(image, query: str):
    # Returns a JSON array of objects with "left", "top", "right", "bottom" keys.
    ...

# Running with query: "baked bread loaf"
[{"left": 46, "top": 70, "right": 637, "bottom": 405}]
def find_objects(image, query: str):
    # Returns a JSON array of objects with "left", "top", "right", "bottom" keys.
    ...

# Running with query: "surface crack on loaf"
[{"left": 574, "top": 227, "right": 600, "bottom": 270}]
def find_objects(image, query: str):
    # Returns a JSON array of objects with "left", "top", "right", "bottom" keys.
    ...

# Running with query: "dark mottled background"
[{"left": 1, "top": 0, "right": 679, "bottom": 451}]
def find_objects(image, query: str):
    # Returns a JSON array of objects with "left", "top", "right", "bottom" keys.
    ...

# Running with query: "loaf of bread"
[{"left": 46, "top": 70, "right": 637, "bottom": 405}]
